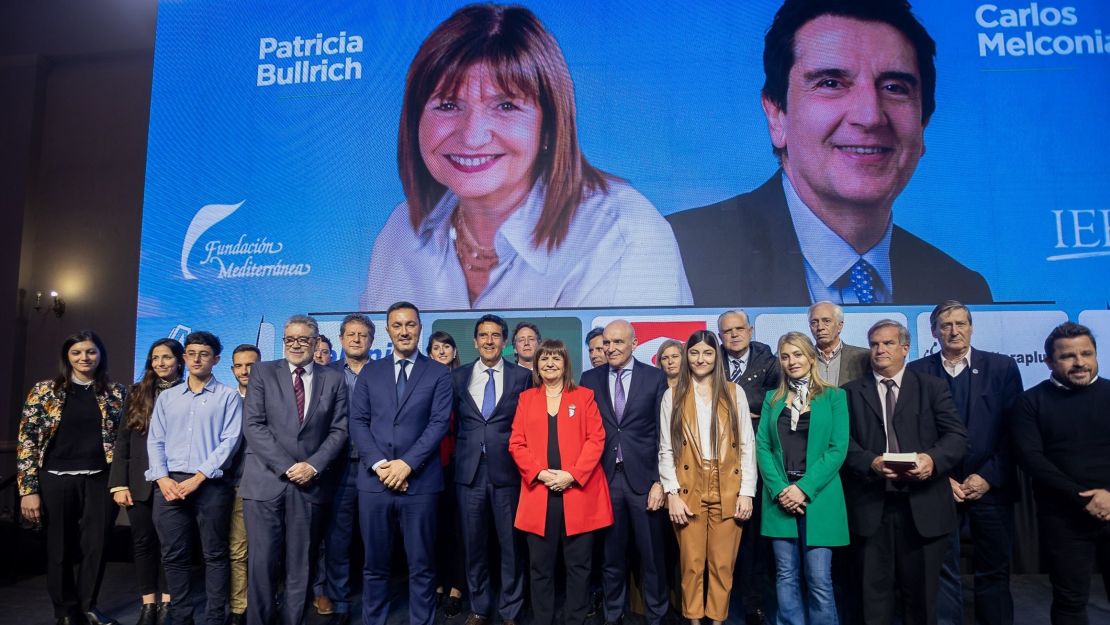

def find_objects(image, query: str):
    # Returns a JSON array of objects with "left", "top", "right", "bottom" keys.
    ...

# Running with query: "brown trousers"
[
  {"left": 229, "top": 493, "right": 248, "bottom": 614},
  {"left": 674, "top": 460, "right": 743, "bottom": 621}
]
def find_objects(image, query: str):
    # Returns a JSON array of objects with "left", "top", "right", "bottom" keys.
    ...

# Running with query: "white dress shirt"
[
  {"left": 468, "top": 359, "right": 505, "bottom": 409},
  {"left": 942, "top": 350, "right": 971, "bottom": 378},
  {"left": 873, "top": 367, "right": 906, "bottom": 452},
  {"left": 287, "top": 360, "right": 314, "bottom": 408},
  {"left": 658, "top": 382, "right": 757, "bottom": 497}
]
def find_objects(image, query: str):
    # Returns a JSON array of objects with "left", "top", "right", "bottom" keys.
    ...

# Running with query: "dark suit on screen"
[
  {"left": 841, "top": 368, "right": 968, "bottom": 625},
  {"left": 907, "top": 348, "right": 1023, "bottom": 625},
  {"left": 666, "top": 172, "right": 993, "bottom": 307},
  {"left": 580, "top": 359, "right": 670, "bottom": 625},
  {"left": 452, "top": 359, "right": 532, "bottom": 621},
  {"left": 350, "top": 353, "right": 452, "bottom": 625},
  {"left": 240, "top": 359, "right": 349, "bottom": 625}
]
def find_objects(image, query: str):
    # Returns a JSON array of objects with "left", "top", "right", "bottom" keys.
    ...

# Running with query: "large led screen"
[{"left": 136, "top": 1, "right": 1110, "bottom": 377}]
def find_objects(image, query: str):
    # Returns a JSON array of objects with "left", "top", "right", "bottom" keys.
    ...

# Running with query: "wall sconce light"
[{"left": 34, "top": 290, "right": 66, "bottom": 317}]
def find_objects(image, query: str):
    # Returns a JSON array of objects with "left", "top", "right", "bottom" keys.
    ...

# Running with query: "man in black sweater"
[{"left": 1011, "top": 322, "right": 1110, "bottom": 625}]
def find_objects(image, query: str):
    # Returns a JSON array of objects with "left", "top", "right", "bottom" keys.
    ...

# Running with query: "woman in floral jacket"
[{"left": 18, "top": 330, "right": 126, "bottom": 625}]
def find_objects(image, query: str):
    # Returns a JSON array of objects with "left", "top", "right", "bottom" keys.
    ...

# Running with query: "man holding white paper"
[{"left": 841, "top": 319, "right": 968, "bottom": 625}]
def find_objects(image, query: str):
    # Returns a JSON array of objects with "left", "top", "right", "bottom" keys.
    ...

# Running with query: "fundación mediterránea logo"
[{"left": 180, "top": 201, "right": 311, "bottom": 280}]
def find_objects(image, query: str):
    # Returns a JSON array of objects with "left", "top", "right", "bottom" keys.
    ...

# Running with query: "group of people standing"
[{"left": 16, "top": 299, "right": 1110, "bottom": 625}]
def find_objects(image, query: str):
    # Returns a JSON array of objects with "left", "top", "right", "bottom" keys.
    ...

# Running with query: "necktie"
[
  {"left": 481, "top": 368, "right": 496, "bottom": 420},
  {"left": 396, "top": 360, "right": 409, "bottom": 403},
  {"left": 881, "top": 378, "right": 900, "bottom": 452},
  {"left": 293, "top": 366, "right": 306, "bottom": 425},
  {"left": 613, "top": 368, "right": 627, "bottom": 462},
  {"left": 848, "top": 258, "right": 879, "bottom": 304},
  {"left": 729, "top": 358, "right": 745, "bottom": 383}
]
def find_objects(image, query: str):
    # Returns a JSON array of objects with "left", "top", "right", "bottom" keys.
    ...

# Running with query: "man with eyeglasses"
[
  {"left": 240, "top": 314, "right": 349, "bottom": 625},
  {"left": 147, "top": 330, "right": 242, "bottom": 625},
  {"left": 350, "top": 301, "right": 452, "bottom": 625},
  {"left": 314, "top": 314, "right": 376, "bottom": 625}
]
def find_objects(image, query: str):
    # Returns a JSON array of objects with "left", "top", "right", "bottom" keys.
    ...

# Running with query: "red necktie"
[{"left": 294, "top": 367, "right": 306, "bottom": 424}]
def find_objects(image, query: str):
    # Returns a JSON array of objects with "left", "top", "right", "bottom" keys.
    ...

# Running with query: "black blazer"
[
  {"left": 667, "top": 171, "right": 994, "bottom": 307},
  {"left": 906, "top": 348, "right": 1023, "bottom": 503},
  {"left": 108, "top": 409, "right": 154, "bottom": 501},
  {"left": 733, "top": 341, "right": 781, "bottom": 417},
  {"left": 841, "top": 369, "right": 969, "bottom": 538},
  {"left": 579, "top": 359, "right": 668, "bottom": 494},
  {"left": 451, "top": 360, "right": 533, "bottom": 487}
]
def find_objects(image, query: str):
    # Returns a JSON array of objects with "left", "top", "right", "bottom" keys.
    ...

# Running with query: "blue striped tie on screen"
[{"left": 848, "top": 258, "right": 879, "bottom": 304}]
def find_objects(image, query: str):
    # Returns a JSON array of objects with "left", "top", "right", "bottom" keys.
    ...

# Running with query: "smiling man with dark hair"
[{"left": 668, "top": 0, "right": 992, "bottom": 307}]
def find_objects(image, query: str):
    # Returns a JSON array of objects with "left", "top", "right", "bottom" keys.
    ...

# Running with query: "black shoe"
[
  {"left": 331, "top": 614, "right": 351, "bottom": 625},
  {"left": 55, "top": 618, "right": 79, "bottom": 625},
  {"left": 135, "top": 604, "right": 157, "bottom": 625},
  {"left": 464, "top": 614, "right": 489, "bottom": 625},
  {"left": 229, "top": 613, "right": 247, "bottom": 625},
  {"left": 85, "top": 610, "right": 120, "bottom": 625},
  {"left": 744, "top": 609, "right": 766, "bottom": 625},
  {"left": 155, "top": 603, "right": 167, "bottom": 625},
  {"left": 444, "top": 596, "right": 462, "bottom": 619}
]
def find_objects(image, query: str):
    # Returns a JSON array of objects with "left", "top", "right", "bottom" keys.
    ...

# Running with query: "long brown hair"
[
  {"left": 769, "top": 332, "right": 832, "bottom": 405},
  {"left": 125, "top": 338, "right": 184, "bottom": 433},
  {"left": 669, "top": 330, "right": 738, "bottom": 454},
  {"left": 398, "top": 3, "right": 608, "bottom": 251}
]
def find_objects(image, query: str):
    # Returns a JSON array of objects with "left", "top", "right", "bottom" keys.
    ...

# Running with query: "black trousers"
[
  {"left": 1039, "top": 510, "right": 1110, "bottom": 625},
  {"left": 527, "top": 495, "right": 595, "bottom": 625},
  {"left": 126, "top": 493, "right": 167, "bottom": 596},
  {"left": 39, "top": 470, "right": 114, "bottom": 618},
  {"left": 858, "top": 494, "right": 947, "bottom": 625},
  {"left": 154, "top": 474, "right": 233, "bottom": 625},
  {"left": 735, "top": 473, "right": 771, "bottom": 616}
]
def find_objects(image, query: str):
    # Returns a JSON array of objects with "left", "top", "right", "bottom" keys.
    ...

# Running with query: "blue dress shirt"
[
  {"left": 146, "top": 375, "right": 243, "bottom": 481},
  {"left": 783, "top": 175, "right": 894, "bottom": 304},
  {"left": 360, "top": 179, "right": 692, "bottom": 310}
]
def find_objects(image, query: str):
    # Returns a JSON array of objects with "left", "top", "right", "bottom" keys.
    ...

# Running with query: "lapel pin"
[
  {"left": 972, "top": 369, "right": 979, "bottom": 374},
  {"left": 569, "top": 404, "right": 576, "bottom": 417}
]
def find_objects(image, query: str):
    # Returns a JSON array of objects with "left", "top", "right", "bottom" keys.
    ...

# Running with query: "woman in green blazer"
[{"left": 756, "top": 332, "right": 849, "bottom": 625}]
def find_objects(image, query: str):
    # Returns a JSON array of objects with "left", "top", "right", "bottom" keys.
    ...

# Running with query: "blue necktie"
[
  {"left": 396, "top": 360, "right": 409, "bottom": 402},
  {"left": 481, "top": 368, "right": 496, "bottom": 420},
  {"left": 848, "top": 258, "right": 879, "bottom": 304}
]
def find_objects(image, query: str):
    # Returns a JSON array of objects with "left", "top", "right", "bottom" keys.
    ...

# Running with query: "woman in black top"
[
  {"left": 108, "top": 338, "right": 184, "bottom": 625},
  {"left": 17, "top": 330, "right": 126, "bottom": 625}
]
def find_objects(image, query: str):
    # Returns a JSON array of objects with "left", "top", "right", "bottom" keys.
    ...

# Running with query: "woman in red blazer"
[{"left": 510, "top": 338, "right": 612, "bottom": 625}]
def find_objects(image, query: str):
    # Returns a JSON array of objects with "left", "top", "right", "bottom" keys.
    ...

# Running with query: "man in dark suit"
[
  {"left": 667, "top": 0, "right": 992, "bottom": 307},
  {"left": 453, "top": 314, "right": 532, "bottom": 625},
  {"left": 240, "top": 315, "right": 349, "bottom": 625},
  {"left": 842, "top": 319, "right": 968, "bottom": 625},
  {"left": 579, "top": 320, "right": 669, "bottom": 625},
  {"left": 809, "top": 301, "right": 870, "bottom": 387},
  {"left": 717, "top": 310, "right": 777, "bottom": 623},
  {"left": 907, "top": 301, "right": 1022, "bottom": 625},
  {"left": 350, "top": 301, "right": 452, "bottom": 625}
]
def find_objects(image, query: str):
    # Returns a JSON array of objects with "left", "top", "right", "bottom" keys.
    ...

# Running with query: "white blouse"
[{"left": 658, "top": 381, "right": 757, "bottom": 497}]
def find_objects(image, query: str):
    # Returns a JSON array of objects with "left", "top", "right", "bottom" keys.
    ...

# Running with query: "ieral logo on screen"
[
  {"left": 257, "top": 31, "right": 363, "bottom": 87},
  {"left": 180, "top": 201, "right": 312, "bottom": 280},
  {"left": 1047, "top": 209, "right": 1110, "bottom": 261},
  {"left": 976, "top": 4, "right": 1110, "bottom": 57}
]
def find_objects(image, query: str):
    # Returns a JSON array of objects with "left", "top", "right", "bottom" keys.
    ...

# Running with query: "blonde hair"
[{"left": 770, "top": 331, "right": 833, "bottom": 405}]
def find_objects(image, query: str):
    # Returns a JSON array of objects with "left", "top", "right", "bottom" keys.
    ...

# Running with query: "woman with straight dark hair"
[
  {"left": 18, "top": 330, "right": 126, "bottom": 625},
  {"left": 756, "top": 332, "right": 849, "bottom": 625},
  {"left": 360, "top": 3, "right": 690, "bottom": 310},
  {"left": 510, "top": 339, "right": 612, "bottom": 625},
  {"left": 426, "top": 330, "right": 466, "bottom": 615},
  {"left": 658, "top": 330, "right": 756, "bottom": 625},
  {"left": 108, "top": 338, "right": 184, "bottom": 625}
]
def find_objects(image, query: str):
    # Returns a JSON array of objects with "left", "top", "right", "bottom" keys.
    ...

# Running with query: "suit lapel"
[
  {"left": 596, "top": 368, "right": 615, "bottom": 426},
  {"left": 856, "top": 375, "right": 884, "bottom": 425},
  {"left": 461, "top": 362, "right": 483, "bottom": 417},
  {"left": 300, "top": 368, "right": 323, "bottom": 431},
  {"left": 396, "top": 355, "right": 428, "bottom": 414},
  {"left": 625, "top": 360, "right": 647, "bottom": 413},
  {"left": 892, "top": 371, "right": 918, "bottom": 441},
  {"left": 741, "top": 172, "right": 810, "bottom": 305},
  {"left": 491, "top": 362, "right": 523, "bottom": 418},
  {"left": 276, "top": 360, "right": 298, "bottom": 426}
]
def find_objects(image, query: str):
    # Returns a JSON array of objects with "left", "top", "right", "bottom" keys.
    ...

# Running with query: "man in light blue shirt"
[{"left": 147, "top": 330, "right": 242, "bottom": 625}]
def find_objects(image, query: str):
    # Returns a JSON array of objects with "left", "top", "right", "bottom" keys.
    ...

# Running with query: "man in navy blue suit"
[
  {"left": 452, "top": 314, "right": 532, "bottom": 625},
  {"left": 240, "top": 315, "right": 349, "bottom": 625},
  {"left": 350, "top": 301, "right": 452, "bottom": 625},
  {"left": 579, "top": 320, "right": 669, "bottom": 625},
  {"left": 907, "top": 301, "right": 1022, "bottom": 625}
]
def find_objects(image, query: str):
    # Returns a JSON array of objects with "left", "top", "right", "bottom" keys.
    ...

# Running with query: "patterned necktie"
[
  {"left": 881, "top": 378, "right": 900, "bottom": 452},
  {"left": 396, "top": 360, "right": 409, "bottom": 403},
  {"left": 848, "top": 258, "right": 879, "bottom": 304},
  {"left": 481, "top": 368, "right": 496, "bottom": 420},
  {"left": 729, "top": 357, "right": 745, "bottom": 383},
  {"left": 613, "top": 368, "right": 627, "bottom": 462},
  {"left": 293, "top": 366, "right": 305, "bottom": 424}
]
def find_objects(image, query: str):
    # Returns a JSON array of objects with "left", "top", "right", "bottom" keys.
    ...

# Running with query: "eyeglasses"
[
  {"left": 283, "top": 336, "right": 316, "bottom": 347},
  {"left": 185, "top": 350, "right": 214, "bottom": 360}
]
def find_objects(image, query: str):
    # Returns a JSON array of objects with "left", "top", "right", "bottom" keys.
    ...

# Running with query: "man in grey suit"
[
  {"left": 240, "top": 314, "right": 349, "bottom": 625},
  {"left": 809, "top": 301, "right": 870, "bottom": 387}
]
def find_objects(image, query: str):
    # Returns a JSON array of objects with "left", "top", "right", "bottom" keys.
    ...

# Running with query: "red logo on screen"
[{"left": 630, "top": 320, "right": 707, "bottom": 364}]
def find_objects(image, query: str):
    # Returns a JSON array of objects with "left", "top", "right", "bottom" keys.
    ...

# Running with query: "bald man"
[{"left": 579, "top": 321, "right": 670, "bottom": 625}]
